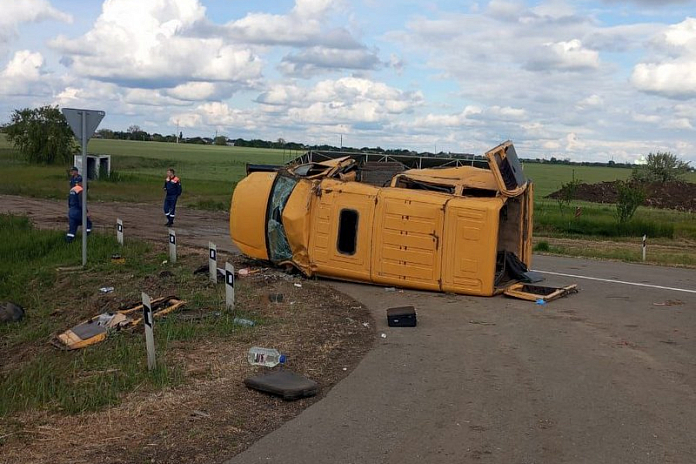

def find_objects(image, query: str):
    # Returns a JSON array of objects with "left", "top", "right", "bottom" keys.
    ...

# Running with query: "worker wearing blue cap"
[{"left": 69, "top": 166, "right": 83, "bottom": 188}]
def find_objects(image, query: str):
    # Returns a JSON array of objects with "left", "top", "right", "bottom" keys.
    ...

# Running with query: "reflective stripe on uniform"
[{"left": 66, "top": 233, "right": 75, "bottom": 237}]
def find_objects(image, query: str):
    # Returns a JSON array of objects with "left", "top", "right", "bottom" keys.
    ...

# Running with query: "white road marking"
[{"left": 535, "top": 270, "right": 696, "bottom": 294}]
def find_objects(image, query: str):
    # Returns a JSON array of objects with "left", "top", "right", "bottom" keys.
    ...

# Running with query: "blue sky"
[{"left": 1, "top": 0, "right": 695, "bottom": 163}]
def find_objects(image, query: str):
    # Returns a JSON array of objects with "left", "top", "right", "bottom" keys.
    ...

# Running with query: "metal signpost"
[
  {"left": 225, "top": 262, "right": 235, "bottom": 311},
  {"left": 209, "top": 242, "right": 217, "bottom": 284},
  {"left": 142, "top": 292, "right": 157, "bottom": 371},
  {"left": 117, "top": 219, "right": 124, "bottom": 245},
  {"left": 168, "top": 229, "right": 177, "bottom": 263},
  {"left": 62, "top": 108, "right": 105, "bottom": 266}
]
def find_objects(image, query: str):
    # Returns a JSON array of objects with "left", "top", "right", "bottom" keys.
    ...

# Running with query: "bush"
[
  {"left": 615, "top": 181, "right": 646, "bottom": 224},
  {"left": 555, "top": 178, "right": 582, "bottom": 213},
  {"left": 534, "top": 241, "right": 550, "bottom": 252}
]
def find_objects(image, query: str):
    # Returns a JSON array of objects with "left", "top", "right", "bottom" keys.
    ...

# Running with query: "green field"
[
  {"left": 0, "top": 136, "right": 302, "bottom": 209},
  {"left": 1, "top": 134, "right": 695, "bottom": 243}
]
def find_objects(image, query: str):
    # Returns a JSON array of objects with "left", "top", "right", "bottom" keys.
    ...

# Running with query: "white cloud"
[
  {"left": 631, "top": 18, "right": 696, "bottom": 99},
  {"left": 527, "top": 40, "right": 600, "bottom": 71},
  {"left": 49, "top": 0, "right": 262, "bottom": 89},
  {"left": 0, "top": 50, "right": 51, "bottom": 96},
  {"left": 0, "top": 0, "right": 71, "bottom": 46}
]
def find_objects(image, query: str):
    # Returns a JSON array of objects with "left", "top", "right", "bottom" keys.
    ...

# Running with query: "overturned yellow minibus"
[{"left": 230, "top": 141, "right": 537, "bottom": 296}]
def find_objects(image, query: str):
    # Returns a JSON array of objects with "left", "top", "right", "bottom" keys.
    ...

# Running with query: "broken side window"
[
  {"left": 337, "top": 209, "right": 359, "bottom": 255},
  {"left": 266, "top": 175, "right": 298, "bottom": 262},
  {"left": 394, "top": 177, "right": 455, "bottom": 194}
]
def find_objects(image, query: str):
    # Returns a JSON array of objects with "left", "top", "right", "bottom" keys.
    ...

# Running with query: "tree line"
[{"left": 1, "top": 106, "right": 693, "bottom": 176}]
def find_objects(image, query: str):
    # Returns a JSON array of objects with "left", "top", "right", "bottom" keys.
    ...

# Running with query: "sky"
[{"left": 1, "top": 0, "right": 695, "bottom": 163}]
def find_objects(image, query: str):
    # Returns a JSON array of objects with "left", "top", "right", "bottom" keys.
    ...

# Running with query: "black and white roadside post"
[
  {"left": 142, "top": 292, "right": 157, "bottom": 371},
  {"left": 168, "top": 229, "right": 177, "bottom": 264},
  {"left": 225, "top": 262, "right": 235, "bottom": 311},
  {"left": 209, "top": 242, "right": 217, "bottom": 284},
  {"left": 116, "top": 219, "right": 124, "bottom": 245},
  {"left": 62, "top": 108, "right": 105, "bottom": 266},
  {"left": 642, "top": 234, "right": 647, "bottom": 262}
]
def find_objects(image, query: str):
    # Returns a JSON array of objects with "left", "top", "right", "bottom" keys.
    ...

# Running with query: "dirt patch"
[
  {"left": 547, "top": 180, "right": 696, "bottom": 212},
  {"left": 0, "top": 249, "right": 374, "bottom": 463}
]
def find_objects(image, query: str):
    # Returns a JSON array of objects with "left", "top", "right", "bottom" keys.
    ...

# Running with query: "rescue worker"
[
  {"left": 66, "top": 181, "right": 92, "bottom": 242},
  {"left": 163, "top": 168, "right": 182, "bottom": 226},
  {"left": 69, "top": 166, "right": 83, "bottom": 188}
]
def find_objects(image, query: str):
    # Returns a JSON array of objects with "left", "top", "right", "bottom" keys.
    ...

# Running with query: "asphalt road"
[
  {"left": 227, "top": 256, "right": 696, "bottom": 464},
  {"left": 3, "top": 195, "right": 695, "bottom": 462}
]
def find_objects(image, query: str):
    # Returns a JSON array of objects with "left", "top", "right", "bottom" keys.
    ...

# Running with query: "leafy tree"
[
  {"left": 2, "top": 106, "right": 78, "bottom": 164},
  {"left": 631, "top": 151, "right": 690, "bottom": 183},
  {"left": 615, "top": 180, "right": 646, "bottom": 224}
]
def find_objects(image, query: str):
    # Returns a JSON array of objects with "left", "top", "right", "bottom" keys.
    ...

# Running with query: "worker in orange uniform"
[
  {"left": 163, "top": 168, "right": 182, "bottom": 227},
  {"left": 66, "top": 180, "right": 92, "bottom": 242}
]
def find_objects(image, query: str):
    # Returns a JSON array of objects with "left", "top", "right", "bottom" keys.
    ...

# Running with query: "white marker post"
[
  {"left": 642, "top": 234, "right": 647, "bottom": 262},
  {"left": 142, "top": 292, "right": 157, "bottom": 371},
  {"left": 209, "top": 242, "right": 217, "bottom": 284},
  {"left": 116, "top": 219, "right": 124, "bottom": 245},
  {"left": 225, "top": 262, "right": 235, "bottom": 311},
  {"left": 168, "top": 229, "right": 177, "bottom": 264},
  {"left": 62, "top": 108, "right": 105, "bottom": 266}
]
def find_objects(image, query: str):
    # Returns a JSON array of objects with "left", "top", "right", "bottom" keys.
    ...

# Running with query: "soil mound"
[{"left": 547, "top": 180, "right": 696, "bottom": 212}]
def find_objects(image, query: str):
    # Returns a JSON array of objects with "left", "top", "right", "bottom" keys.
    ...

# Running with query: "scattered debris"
[
  {"left": 232, "top": 317, "right": 255, "bottom": 327},
  {"left": 158, "top": 270, "right": 174, "bottom": 279},
  {"left": 384, "top": 287, "right": 396, "bottom": 292},
  {"left": 469, "top": 320, "right": 496, "bottom": 326},
  {"left": 52, "top": 296, "right": 186, "bottom": 350},
  {"left": 362, "top": 322, "right": 370, "bottom": 328},
  {"left": 504, "top": 283, "right": 578, "bottom": 303},
  {"left": 111, "top": 254, "right": 125, "bottom": 264},
  {"left": 0, "top": 302, "right": 25, "bottom": 323},
  {"left": 99, "top": 287, "right": 115, "bottom": 294},
  {"left": 237, "top": 268, "right": 250, "bottom": 276},
  {"left": 387, "top": 306, "right": 417, "bottom": 327},
  {"left": 191, "top": 410, "right": 211, "bottom": 419},
  {"left": 293, "top": 283, "right": 302, "bottom": 288},
  {"left": 380, "top": 333, "right": 387, "bottom": 339},
  {"left": 660, "top": 340, "right": 677, "bottom": 345},
  {"left": 244, "top": 370, "right": 319, "bottom": 401}
]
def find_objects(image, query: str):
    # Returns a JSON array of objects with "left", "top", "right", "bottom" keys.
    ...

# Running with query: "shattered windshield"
[{"left": 266, "top": 175, "right": 298, "bottom": 262}]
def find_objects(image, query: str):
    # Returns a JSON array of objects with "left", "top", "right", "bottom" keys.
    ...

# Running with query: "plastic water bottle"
[
  {"left": 233, "top": 317, "right": 255, "bottom": 327},
  {"left": 247, "top": 347, "right": 286, "bottom": 367}
]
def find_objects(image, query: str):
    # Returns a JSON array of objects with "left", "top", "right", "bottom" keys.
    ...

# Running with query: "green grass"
[
  {"left": 535, "top": 200, "right": 696, "bottom": 240},
  {"left": 0, "top": 214, "right": 259, "bottom": 416},
  {"left": 0, "top": 135, "right": 294, "bottom": 207}
]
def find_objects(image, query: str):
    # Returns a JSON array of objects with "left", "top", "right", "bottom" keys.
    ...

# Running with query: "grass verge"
[{"left": 0, "top": 214, "right": 257, "bottom": 416}]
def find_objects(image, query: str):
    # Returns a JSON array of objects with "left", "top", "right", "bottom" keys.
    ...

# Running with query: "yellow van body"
[{"left": 230, "top": 141, "right": 534, "bottom": 296}]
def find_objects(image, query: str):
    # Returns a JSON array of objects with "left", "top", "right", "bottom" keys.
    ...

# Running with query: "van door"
[
  {"left": 371, "top": 189, "right": 445, "bottom": 291},
  {"left": 485, "top": 141, "right": 528, "bottom": 197},
  {"left": 441, "top": 197, "right": 504, "bottom": 296},
  {"left": 308, "top": 181, "right": 376, "bottom": 281}
]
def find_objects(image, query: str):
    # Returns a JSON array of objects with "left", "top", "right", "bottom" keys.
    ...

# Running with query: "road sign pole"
[
  {"left": 142, "top": 292, "right": 157, "bottom": 371},
  {"left": 209, "top": 242, "right": 217, "bottom": 284},
  {"left": 642, "top": 235, "right": 647, "bottom": 262},
  {"left": 81, "top": 112, "right": 88, "bottom": 266},
  {"left": 117, "top": 219, "right": 123, "bottom": 245},
  {"left": 225, "top": 262, "right": 235, "bottom": 312},
  {"left": 168, "top": 229, "right": 177, "bottom": 263},
  {"left": 61, "top": 108, "right": 105, "bottom": 267}
]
